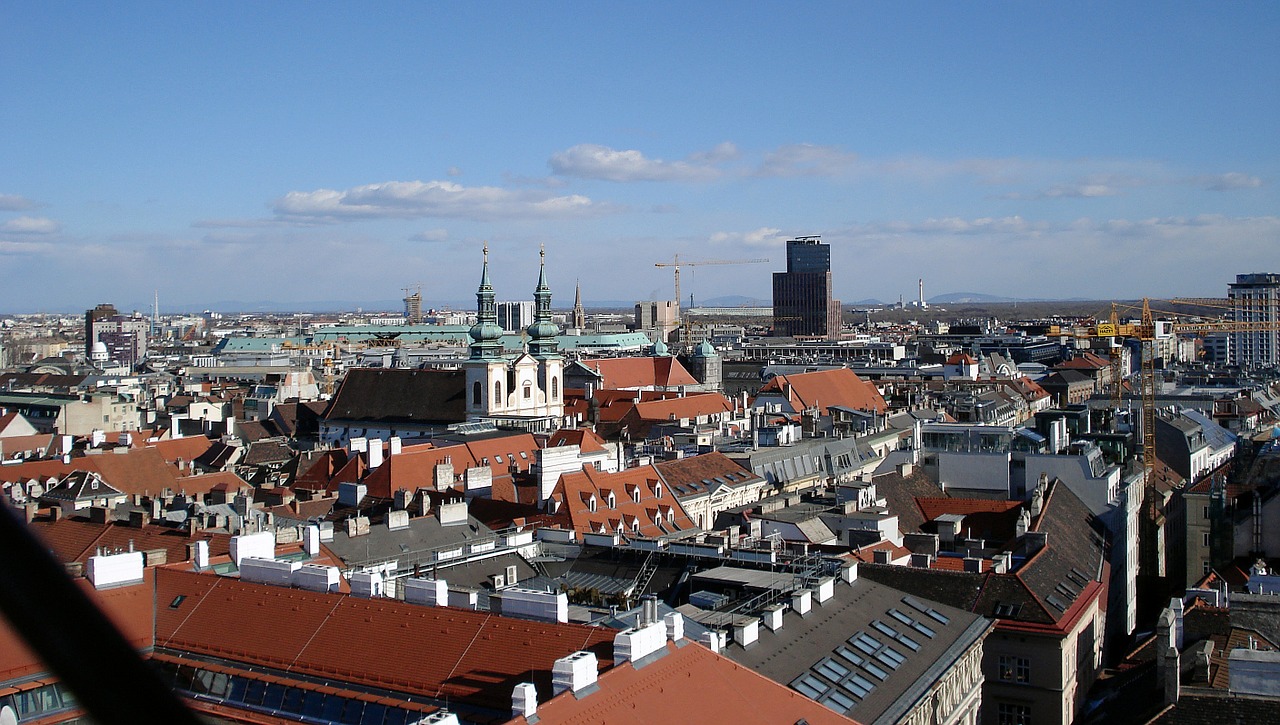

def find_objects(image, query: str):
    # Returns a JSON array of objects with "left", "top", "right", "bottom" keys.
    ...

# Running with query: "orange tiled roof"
[
  {"left": 512, "top": 640, "right": 857, "bottom": 725},
  {"left": 632, "top": 393, "right": 733, "bottom": 421},
  {"left": 577, "top": 357, "right": 699, "bottom": 389},
  {"left": 551, "top": 465, "right": 697, "bottom": 537},
  {"left": 154, "top": 567, "right": 616, "bottom": 711},
  {"left": 0, "top": 447, "right": 181, "bottom": 497},
  {"left": 758, "top": 368, "right": 887, "bottom": 415},
  {"left": 0, "top": 569, "right": 156, "bottom": 684}
]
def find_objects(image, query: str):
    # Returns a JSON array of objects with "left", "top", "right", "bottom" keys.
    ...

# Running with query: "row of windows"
[
  {"left": 2, "top": 683, "right": 76, "bottom": 719},
  {"left": 155, "top": 660, "right": 432, "bottom": 725},
  {"left": 472, "top": 378, "right": 559, "bottom": 407}
]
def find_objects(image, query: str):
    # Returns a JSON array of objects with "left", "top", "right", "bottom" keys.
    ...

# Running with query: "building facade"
[
  {"left": 772, "top": 236, "right": 842, "bottom": 340},
  {"left": 1228, "top": 272, "right": 1280, "bottom": 369}
]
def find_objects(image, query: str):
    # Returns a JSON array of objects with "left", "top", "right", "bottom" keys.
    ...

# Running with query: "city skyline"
[{"left": 2, "top": 2, "right": 1278, "bottom": 312}]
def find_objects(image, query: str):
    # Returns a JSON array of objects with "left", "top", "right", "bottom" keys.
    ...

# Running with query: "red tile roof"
[
  {"left": 576, "top": 357, "right": 699, "bottom": 389},
  {"left": 28, "top": 516, "right": 231, "bottom": 566},
  {"left": 0, "top": 447, "right": 182, "bottom": 497},
  {"left": 154, "top": 568, "right": 616, "bottom": 711},
  {"left": 550, "top": 465, "right": 697, "bottom": 537},
  {"left": 512, "top": 640, "right": 858, "bottom": 724},
  {"left": 0, "top": 570, "right": 155, "bottom": 683},
  {"left": 758, "top": 368, "right": 887, "bottom": 415},
  {"left": 547, "top": 428, "right": 607, "bottom": 454}
]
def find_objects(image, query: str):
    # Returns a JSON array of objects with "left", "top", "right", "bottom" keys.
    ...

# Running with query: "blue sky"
[{"left": 2, "top": 2, "right": 1278, "bottom": 312}]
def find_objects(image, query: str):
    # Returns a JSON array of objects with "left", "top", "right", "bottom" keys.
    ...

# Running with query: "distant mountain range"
[{"left": 12, "top": 291, "right": 1092, "bottom": 316}]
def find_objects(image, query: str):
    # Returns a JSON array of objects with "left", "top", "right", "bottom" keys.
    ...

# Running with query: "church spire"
[
  {"left": 572, "top": 278, "right": 586, "bottom": 330},
  {"left": 527, "top": 245, "right": 560, "bottom": 359},
  {"left": 468, "top": 242, "right": 503, "bottom": 359}
]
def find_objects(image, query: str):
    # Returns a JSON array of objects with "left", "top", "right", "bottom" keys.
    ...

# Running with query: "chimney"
[
  {"left": 614, "top": 620, "right": 667, "bottom": 664},
  {"left": 963, "top": 557, "right": 983, "bottom": 573},
  {"left": 192, "top": 539, "right": 210, "bottom": 569},
  {"left": 1169, "top": 597, "right": 1185, "bottom": 649},
  {"left": 389, "top": 436, "right": 402, "bottom": 456},
  {"left": 791, "top": 589, "right": 813, "bottom": 616},
  {"left": 303, "top": 524, "right": 320, "bottom": 556},
  {"left": 128, "top": 510, "right": 150, "bottom": 528},
  {"left": 911, "top": 553, "right": 934, "bottom": 568},
  {"left": 1163, "top": 646, "right": 1181, "bottom": 705},
  {"left": 367, "top": 438, "right": 384, "bottom": 469},
  {"left": 762, "top": 604, "right": 785, "bottom": 631},
  {"left": 664, "top": 611, "right": 684, "bottom": 641},
  {"left": 840, "top": 561, "right": 859, "bottom": 583},
  {"left": 1024, "top": 531, "right": 1047, "bottom": 555},
  {"left": 511, "top": 683, "right": 537, "bottom": 720},
  {"left": 1016, "top": 509, "right": 1031, "bottom": 537},
  {"left": 434, "top": 457, "right": 455, "bottom": 491},
  {"left": 349, "top": 436, "right": 367, "bottom": 453},
  {"left": 49, "top": 506, "right": 61, "bottom": 522},
  {"left": 873, "top": 549, "right": 892, "bottom": 565},
  {"left": 551, "top": 651, "right": 598, "bottom": 696}
]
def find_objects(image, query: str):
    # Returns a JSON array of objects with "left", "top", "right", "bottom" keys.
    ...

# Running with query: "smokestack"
[{"left": 368, "top": 438, "right": 383, "bottom": 469}]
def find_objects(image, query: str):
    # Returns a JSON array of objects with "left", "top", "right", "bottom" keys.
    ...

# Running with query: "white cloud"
[
  {"left": 0, "top": 216, "right": 61, "bottom": 234},
  {"left": 0, "top": 194, "right": 41, "bottom": 211},
  {"left": 410, "top": 228, "right": 449, "bottom": 242},
  {"left": 755, "top": 144, "right": 859, "bottom": 178},
  {"left": 710, "top": 227, "right": 788, "bottom": 248},
  {"left": 1200, "top": 172, "right": 1263, "bottom": 191},
  {"left": 446, "top": 166, "right": 463, "bottom": 177},
  {"left": 273, "top": 180, "right": 608, "bottom": 221},
  {"left": 548, "top": 143, "right": 731, "bottom": 182},
  {"left": 830, "top": 213, "right": 1280, "bottom": 299},
  {"left": 0, "top": 240, "right": 53, "bottom": 254}
]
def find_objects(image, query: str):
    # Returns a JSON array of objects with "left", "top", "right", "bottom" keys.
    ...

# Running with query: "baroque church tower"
[{"left": 464, "top": 244, "right": 564, "bottom": 430}]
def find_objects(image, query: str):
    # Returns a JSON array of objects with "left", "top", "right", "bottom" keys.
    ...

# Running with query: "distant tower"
[
  {"left": 403, "top": 285, "right": 423, "bottom": 324},
  {"left": 771, "top": 236, "right": 841, "bottom": 339},
  {"left": 1228, "top": 272, "right": 1280, "bottom": 369},
  {"left": 572, "top": 280, "right": 586, "bottom": 330},
  {"left": 918, "top": 278, "right": 927, "bottom": 309}
]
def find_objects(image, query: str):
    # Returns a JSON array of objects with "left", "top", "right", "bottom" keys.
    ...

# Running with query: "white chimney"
[
  {"left": 762, "top": 604, "right": 785, "bottom": 631},
  {"left": 303, "top": 524, "right": 320, "bottom": 556},
  {"left": 664, "top": 611, "right": 684, "bottom": 642},
  {"left": 349, "top": 436, "right": 367, "bottom": 453},
  {"left": 368, "top": 438, "right": 384, "bottom": 469},
  {"left": 389, "top": 436, "right": 403, "bottom": 456},
  {"left": 614, "top": 620, "right": 667, "bottom": 664},
  {"left": 791, "top": 589, "right": 813, "bottom": 616},
  {"left": 700, "top": 629, "right": 723, "bottom": 654},
  {"left": 511, "top": 683, "right": 537, "bottom": 719},
  {"left": 193, "top": 539, "right": 210, "bottom": 569},
  {"left": 551, "top": 651, "right": 598, "bottom": 696}
]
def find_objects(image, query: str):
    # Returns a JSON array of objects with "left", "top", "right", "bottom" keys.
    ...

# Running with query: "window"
[
  {"left": 473, "top": 381, "right": 482, "bottom": 406},
  {"left": 607, "top": 491, "right": 616, "bottom": 509},
  {"left": 551, "top": 376, "right": 559, "bottom": 399},
  {"left": 1203, "top": 532, "right": 1211, "bottom": 547},
  {"left": 494, "top": 381, "right": 502, "bottom": 402},
  {"left": 523, "top": 384, "right": 532, "bottom": 399},
  {"left": 654, "top": 483, "right": 662, "bottom": 498},
  {"left": 997, "top": 702, "right": 1031, "bottom": 725},
  {"left": 998, "top": 655, "right": 1030, "bottom": 684},
  {"left": 588, "top": 496, "right": 597, "bottom": 513}
]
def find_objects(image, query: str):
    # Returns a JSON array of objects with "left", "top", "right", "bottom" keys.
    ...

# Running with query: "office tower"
[
  {"left": 771, "top": 236, "right": 841, "bottom": 339},
  {"left": 1228, "top": 273, "right": 1280, "bottom": 369},
  {"left": 496, "top": 301, "right": 536, "bottom": 334},
  {"left": 85, "top": 303, "right": 148, "bottom": 366}
]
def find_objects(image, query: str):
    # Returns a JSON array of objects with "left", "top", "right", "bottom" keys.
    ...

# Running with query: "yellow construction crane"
[
  {"left": 653, "top": 255, "right": 769, "bottom": 314},
  {"left": 1049, "top": 299, "right": 1280, "bottom": 523}
]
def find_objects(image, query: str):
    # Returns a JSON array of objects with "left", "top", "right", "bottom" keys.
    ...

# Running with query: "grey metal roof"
[{"left": 722, "top": 577, "right": 990, "bottom": 725}]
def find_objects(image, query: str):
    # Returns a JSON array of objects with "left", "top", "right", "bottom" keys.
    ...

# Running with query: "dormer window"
[
  {"left": 588, "top": 496, "right": 597, "bottom": 513},
  {"left": 653, "top": 483, "right": 662, "bottom": 498},
  {"left": 606, "top": 491, "right": 616, "bottom": 509},
  {"left": 632, "top": 487, "right": 641, "bottom": 503}
]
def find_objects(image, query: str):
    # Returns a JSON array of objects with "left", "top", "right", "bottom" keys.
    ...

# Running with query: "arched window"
[
  {"left": 551, "top": 376, "right": 559, "bottom": 400},
  {"left": 472, "top": 381, "right": 481, "bottom": 407},
  {"left": 588, "top": 496, "right": 597, "bottom": 513},
  {"left": 494, "top": 381, "right": 502, "bottom": 402},
  {"left": 653, "top": 483, "right": 662, "bottom": 499}
]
